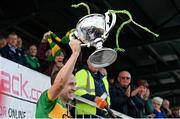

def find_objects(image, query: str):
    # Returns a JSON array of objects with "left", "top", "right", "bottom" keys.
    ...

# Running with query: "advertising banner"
[{"left": 0, "top": 57, "right": 51, "bottom": 118}]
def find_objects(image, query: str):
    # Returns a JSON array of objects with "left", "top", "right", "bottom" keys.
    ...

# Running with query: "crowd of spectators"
[
  {"left": 0, "top": 31, "right": 180, "bottom": 118},
  {"left": 0, "top": 31, "right": 66, "bottom": 76},
  {"left": 109, "top": 70, "right": 180, "bottom": 118}
]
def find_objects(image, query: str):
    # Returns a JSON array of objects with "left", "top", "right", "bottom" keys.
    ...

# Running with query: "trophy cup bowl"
[
  {"left": 75, "top": 12, "right": 117, "bottom": 68},
  {"left": 76, "top": 14, "right": 105, "bottom": 47}
]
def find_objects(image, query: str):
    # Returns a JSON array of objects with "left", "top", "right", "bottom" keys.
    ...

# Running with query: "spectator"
[
  {"left": 0, "top": 35, "right": 7, "bottom": 49},
  {"left": 37, "top": 31, "right": 66, "bottom": 76},
  {"left": 16, "top": 36, "right": 22, "bottom": 48},
  {"left": 107, "top": 72, "right": 116, "bottom": 87},
  {"left": 1, "top": 33, "right": 25, "bottom": 65},
  {"left": 16, "top": 36, "right": 27, "bottom": 66},
  {"left": 0, "top": 36, "right": 7, "bottom": 56},
  {"left": 171, "top": 106, "right": 180, "bottom": 118},
  {"left": 107, "top": 72, "right": 116, "bottom": 108},
  {"left": 75, "top": 62, "right": 110, "bottom": 118},
  {"left": 152, "top": 96, "right": 166, "bottom": 118},
  {"left": 25, "top": 44, "right": 40, "bottom": 71},
  {"left": 130, "top": 79, "right": 153, "bottom": 118},
  {"left": 51, "top": 51, "right": 65, "bottom": 76},
  {"left": 161, "top": 99, "right": 172, "bottom": 117},
  {"left": 110, "top": 70, "right": 132, "bottom": 116}
]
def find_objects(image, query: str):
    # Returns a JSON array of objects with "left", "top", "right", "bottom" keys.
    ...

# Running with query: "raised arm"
[{"left": 48, "top": 38, "right": 81, "bottom": 100}]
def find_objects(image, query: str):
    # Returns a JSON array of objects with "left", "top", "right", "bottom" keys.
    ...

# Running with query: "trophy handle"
[
  {"left": 104, "top": 11, "right": 117, "bottom": 38},
  {"left": 69, "top": 31, "right": 91, "bottom": 47}
]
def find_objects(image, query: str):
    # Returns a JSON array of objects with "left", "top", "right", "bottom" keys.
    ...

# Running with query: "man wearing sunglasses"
[{"left": 110, "top": 70, "right": 133, "bottom": 116}]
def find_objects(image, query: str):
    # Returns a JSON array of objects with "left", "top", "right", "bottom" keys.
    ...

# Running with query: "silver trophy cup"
[{"left": 73, "top": 11, "right": 117, "bottom": 68}]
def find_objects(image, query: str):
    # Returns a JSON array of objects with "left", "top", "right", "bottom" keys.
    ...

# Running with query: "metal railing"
[{"left": 67, "top": 96, "right": 134, "bottom": 118}]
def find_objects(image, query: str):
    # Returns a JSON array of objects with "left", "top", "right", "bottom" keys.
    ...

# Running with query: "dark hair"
[
  {"left": 51, "top": 70, "right": 59, "bottom": 85},
  {"left": 137, "top": 79, "right": 149, "bottom": 88},
  {"left": 171, "top": 106, "right": 180, "bottom": 111}
]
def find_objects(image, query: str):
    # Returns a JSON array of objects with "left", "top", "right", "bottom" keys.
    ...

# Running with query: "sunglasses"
[{"left": 120, "top": 77, "right": 131, "bottom": 80}]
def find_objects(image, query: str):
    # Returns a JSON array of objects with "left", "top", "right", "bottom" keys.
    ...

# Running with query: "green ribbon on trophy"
[
  {"left": 71, "top": 2, "right": 159, "bottom": 52},
  {"left": 71, "top": 2, "right": 90, "bottom": 15},
  {"left": 108, "top": 10, "right": 159, "bottom": 52}
]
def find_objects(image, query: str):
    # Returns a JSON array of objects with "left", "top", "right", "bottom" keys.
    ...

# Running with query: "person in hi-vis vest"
[{"left": 75, "top": 62, "right": 110, "bottom": 118}]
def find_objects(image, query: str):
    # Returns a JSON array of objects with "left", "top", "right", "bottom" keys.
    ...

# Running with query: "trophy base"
[{"left": 87, "top": 48, "right": 117, "bottom": 68}]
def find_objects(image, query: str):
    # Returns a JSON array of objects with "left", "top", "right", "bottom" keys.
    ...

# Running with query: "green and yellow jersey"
[{"left": 35, "top": 90, "right": 71, "bottom": 118}]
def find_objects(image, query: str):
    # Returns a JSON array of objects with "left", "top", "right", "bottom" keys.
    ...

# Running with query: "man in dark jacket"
[
  {"left": 1, "top": 33, "right": 26, "bottom": 65},
  {"left": 110, "top": 71, "right": 137, "bottom": 117},
  {"left": 110, "top": 70, "right": 134, "bottom": 116}
]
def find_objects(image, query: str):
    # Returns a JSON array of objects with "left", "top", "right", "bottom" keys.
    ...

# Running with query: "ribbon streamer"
[
  {"left": 108, "top": 10, "right": 159, "bottom": 52},
  {"left": 71, "top": 2, "right": 90, "bottom": 15}
]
